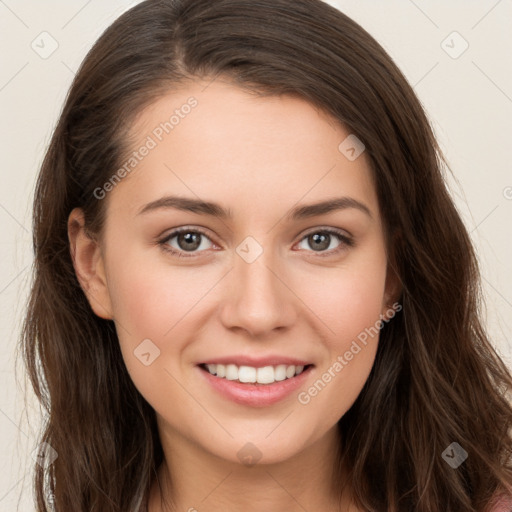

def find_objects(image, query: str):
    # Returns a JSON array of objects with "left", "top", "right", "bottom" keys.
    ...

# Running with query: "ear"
[
  {"left": 68, "top": 207, "right": 113, "bottom": 320},
  {"left": 381, "top": 259, "right": 403, "bottom": 320}
]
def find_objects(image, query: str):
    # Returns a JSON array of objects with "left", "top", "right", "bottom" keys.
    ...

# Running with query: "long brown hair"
[{"left": 21, "top": 0, "right": 512, "bottom": 510}]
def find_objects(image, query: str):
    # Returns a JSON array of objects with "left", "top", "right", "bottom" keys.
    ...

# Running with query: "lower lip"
[{"left": 199, "top": 365, "right": 313, "bottom": 407}]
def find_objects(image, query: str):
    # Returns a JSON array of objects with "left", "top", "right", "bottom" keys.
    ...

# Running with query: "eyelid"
[
  {"left": 158, "top": 225, "right": 214, "bottom": 242},
  {"left": 299, "top": 225, "right": 353, "bottom": 241}
]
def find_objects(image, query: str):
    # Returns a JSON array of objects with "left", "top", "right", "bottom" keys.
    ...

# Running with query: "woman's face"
[{"left": 73, "top": 78, "right": 397, "bottom": 466}]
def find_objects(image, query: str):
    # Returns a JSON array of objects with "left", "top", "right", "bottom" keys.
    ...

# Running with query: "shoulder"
[{"left": 488, "top": 493, "right": 512, "bottom": 512}]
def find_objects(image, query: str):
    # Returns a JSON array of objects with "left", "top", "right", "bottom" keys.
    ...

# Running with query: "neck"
[{"left": 148, "top": 423, "right": 356, "bottom": 512}]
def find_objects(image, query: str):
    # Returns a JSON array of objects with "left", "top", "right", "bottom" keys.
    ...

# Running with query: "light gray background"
[{"left": 1, "top": 1, "right": 511, "bottom": 510}]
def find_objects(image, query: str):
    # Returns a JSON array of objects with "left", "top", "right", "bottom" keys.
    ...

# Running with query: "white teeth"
[
  {"left": 274, "top": 365, "right": 287, "bottom": 381},
  {"left": 225, "top": 364, "right": 238, "bottom": 380},
  {"left": 257, "top": 366, "right": 275, "bottom": 384},
  {"left": 285, "top": 365, "right": 296, "bottom": 379},
  {"left": 204, "top": 363, "right": 307, "bottom": 384},
  {"left": 238, "top": 366, "right": 257, "bottom": 383}
]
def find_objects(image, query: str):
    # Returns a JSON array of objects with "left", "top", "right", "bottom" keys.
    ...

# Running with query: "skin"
[{"left": 68, "top": 78, "right": 400, "bottom": 512}]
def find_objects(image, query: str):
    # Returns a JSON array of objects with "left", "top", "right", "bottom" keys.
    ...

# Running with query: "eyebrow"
[{"left": 137, "top": 195, "right": 372, "bottom": 220}]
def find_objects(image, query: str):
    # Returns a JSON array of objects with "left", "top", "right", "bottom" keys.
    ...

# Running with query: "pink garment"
[{"left": 490, "top": 494, "right": 512, "bottom": 512}]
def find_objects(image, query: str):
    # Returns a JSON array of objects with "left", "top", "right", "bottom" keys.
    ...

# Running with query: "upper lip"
[{"left": 199, "top": 355, "right": 312, "bottom": 368}]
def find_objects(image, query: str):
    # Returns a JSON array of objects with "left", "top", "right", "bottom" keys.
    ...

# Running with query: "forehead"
[{"left": 107, "top": 78, "right": 379, "bottom": 222}]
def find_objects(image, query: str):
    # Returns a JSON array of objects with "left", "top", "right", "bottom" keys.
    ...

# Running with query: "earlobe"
[{"left": 67, "top": 207, "right": 113, "bottom": 320}]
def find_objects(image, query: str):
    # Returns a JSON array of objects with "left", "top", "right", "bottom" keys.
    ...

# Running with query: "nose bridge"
[{"left": 219, "top": 236, "right": 296, "bottom": 336}]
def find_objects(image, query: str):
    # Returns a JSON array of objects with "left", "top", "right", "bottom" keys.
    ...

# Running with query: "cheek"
[
  {"left": 314, "top": 275, "right": 383, "bottom": 360},
  {"left": 294, "top": 253, "right": 387, "bottom": 420},
  {"left": 104, "top": 251, "right": 206, "bottom": 410},
  {"left": 303, "top": 254, "right": 388, "bottom": 344},
  {"left": 105, "top": 249, "right": 218, "bottom": 339},
  {"left": 297, "top": 284, "right": 383, "bottom": 429},
  {"left": 300, "top": 345, "right": 378, "bottom": 431},
  {"left": 103, "top": 249, "right": 223, "bottom": 394}
]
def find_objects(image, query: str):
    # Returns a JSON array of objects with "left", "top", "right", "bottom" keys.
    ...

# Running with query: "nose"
[{"left": 219, "top": 246, "right": 298, "bottom": 338}]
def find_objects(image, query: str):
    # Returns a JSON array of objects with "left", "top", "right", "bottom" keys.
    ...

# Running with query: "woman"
[{"left": 21, "top": 0, "right": 512, "bottom": 510}]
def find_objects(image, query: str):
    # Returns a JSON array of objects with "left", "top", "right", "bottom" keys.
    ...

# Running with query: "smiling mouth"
[{"left": 199, "top": 363, "right": 313, "bottom": 385}]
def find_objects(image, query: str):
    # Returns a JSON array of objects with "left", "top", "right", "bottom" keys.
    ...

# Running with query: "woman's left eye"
[
  {"left": 158, "top": 227, "right": 353, "bottom": 258},
  {"left": 295, "top": 229, "right": 354, "bottom": 255}
]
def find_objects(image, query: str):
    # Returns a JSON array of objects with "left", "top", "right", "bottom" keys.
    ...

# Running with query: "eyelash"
[{"left": 157, "top": 226, "right": 354, "bottom": 258}]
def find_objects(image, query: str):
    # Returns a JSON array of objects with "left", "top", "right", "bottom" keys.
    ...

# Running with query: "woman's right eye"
[{"left": 158, "top": 228, "right": 215, "bottom": 257}]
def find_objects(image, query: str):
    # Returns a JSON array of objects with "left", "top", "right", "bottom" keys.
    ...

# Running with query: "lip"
[
  {"left": 198, "top": 363, "right": 314, "bottom": 407},
  {"left": 199, "top": 355, "right": 312, "bottom": 367}
]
